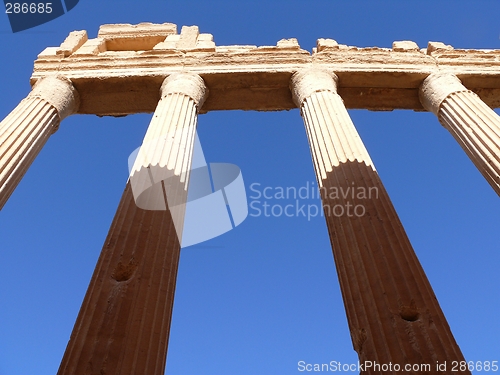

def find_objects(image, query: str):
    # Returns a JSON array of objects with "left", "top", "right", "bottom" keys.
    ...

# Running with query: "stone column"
[
  {"left": 57, "top": 73, "right": 207, "bottom": 375},
  {"left": 0, "top": 75, "right": 79, "bottom": 209},
  {"left": 290, "top": 69, "right": 469, "bottom": 374},
  {"left": 420, "top": 73, "right": 500, "bottom": 196}
]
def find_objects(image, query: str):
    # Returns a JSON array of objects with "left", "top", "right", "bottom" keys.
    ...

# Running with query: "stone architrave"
[
  {"left": 290, "top": 68, "right": 470, "bottom": 374},
  {"left": 420, "top": 72, "right": 500, "bottom": 196},
  {"left": 56, "top": 72, "right": 207, "bottom": 375},
  {"left": 0, "top": 75, "right": 79, "bottom": 209}
]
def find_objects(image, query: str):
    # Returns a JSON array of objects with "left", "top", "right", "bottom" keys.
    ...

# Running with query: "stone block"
[
  {"left": 176, "top": 25, "right": 200, "bottom": 50},
  {"left": 392, "top": 40, "right": 420, "bottom": 52},
  {"left": 317, "top": 38, "right": 339, "bottom": 52},
  {"left": 427, "top": 41, "right": 454, "bottom": 55},
  {"left": 37, "top": 47, "right": 60, "bottom": 60},
  {"left": 194, "top": 33, "right": 216, "bottom": 52},
  {"left": 276, "top": 38, "right": 300, "bottom": 50},
  {"left": 57, "top": 30, "right": 88, "bottom": 57}
]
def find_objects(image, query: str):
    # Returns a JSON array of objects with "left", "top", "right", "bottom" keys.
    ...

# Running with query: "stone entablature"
[{"left": 32, "top": 22, "right": 500, "bottom": 115}]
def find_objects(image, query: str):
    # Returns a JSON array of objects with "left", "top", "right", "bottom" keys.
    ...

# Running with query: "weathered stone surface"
[{"left": 56, "top": 183, "right": 181, "bottom": 375}]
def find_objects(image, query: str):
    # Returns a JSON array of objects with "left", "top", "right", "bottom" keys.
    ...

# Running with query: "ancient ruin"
[{"left": 2, "top": 22, "right": 500, "bottom": 374}]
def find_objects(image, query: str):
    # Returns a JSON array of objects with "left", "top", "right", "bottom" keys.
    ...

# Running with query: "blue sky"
[{"left": 0, "top": 1, "right": 499, "bottom": 374}]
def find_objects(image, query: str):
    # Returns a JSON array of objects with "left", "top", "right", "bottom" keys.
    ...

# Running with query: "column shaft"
[
  {"left": 57, "top": 73, "right": 207, "bottom": 375},
  {"left": 291, "top": 69, "right": 469, "bottom": 374},
  {"left": 0, "top": 75, "right": 78, "bottom": 209},
  {"left": 420, "top": 73, "right": 500, "bottom": 196}
]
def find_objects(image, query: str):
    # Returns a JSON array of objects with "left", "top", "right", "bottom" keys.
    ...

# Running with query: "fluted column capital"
[
  {"left": 290, "top": 68, "right": 338, "bottom": 108},
  {"left": 30, "top": 75, "right": 80, "bottom": 120},
  {"left": 419, "top": 72, "right": 469, "bottom": 115},
  {"left": 160, "top": 72, "right": 208, "bottom": 110}
]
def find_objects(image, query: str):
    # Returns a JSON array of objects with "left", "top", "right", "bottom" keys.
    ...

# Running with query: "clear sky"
[{"left": 0, "top": 1, "right": 499, "bottom": 374}]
